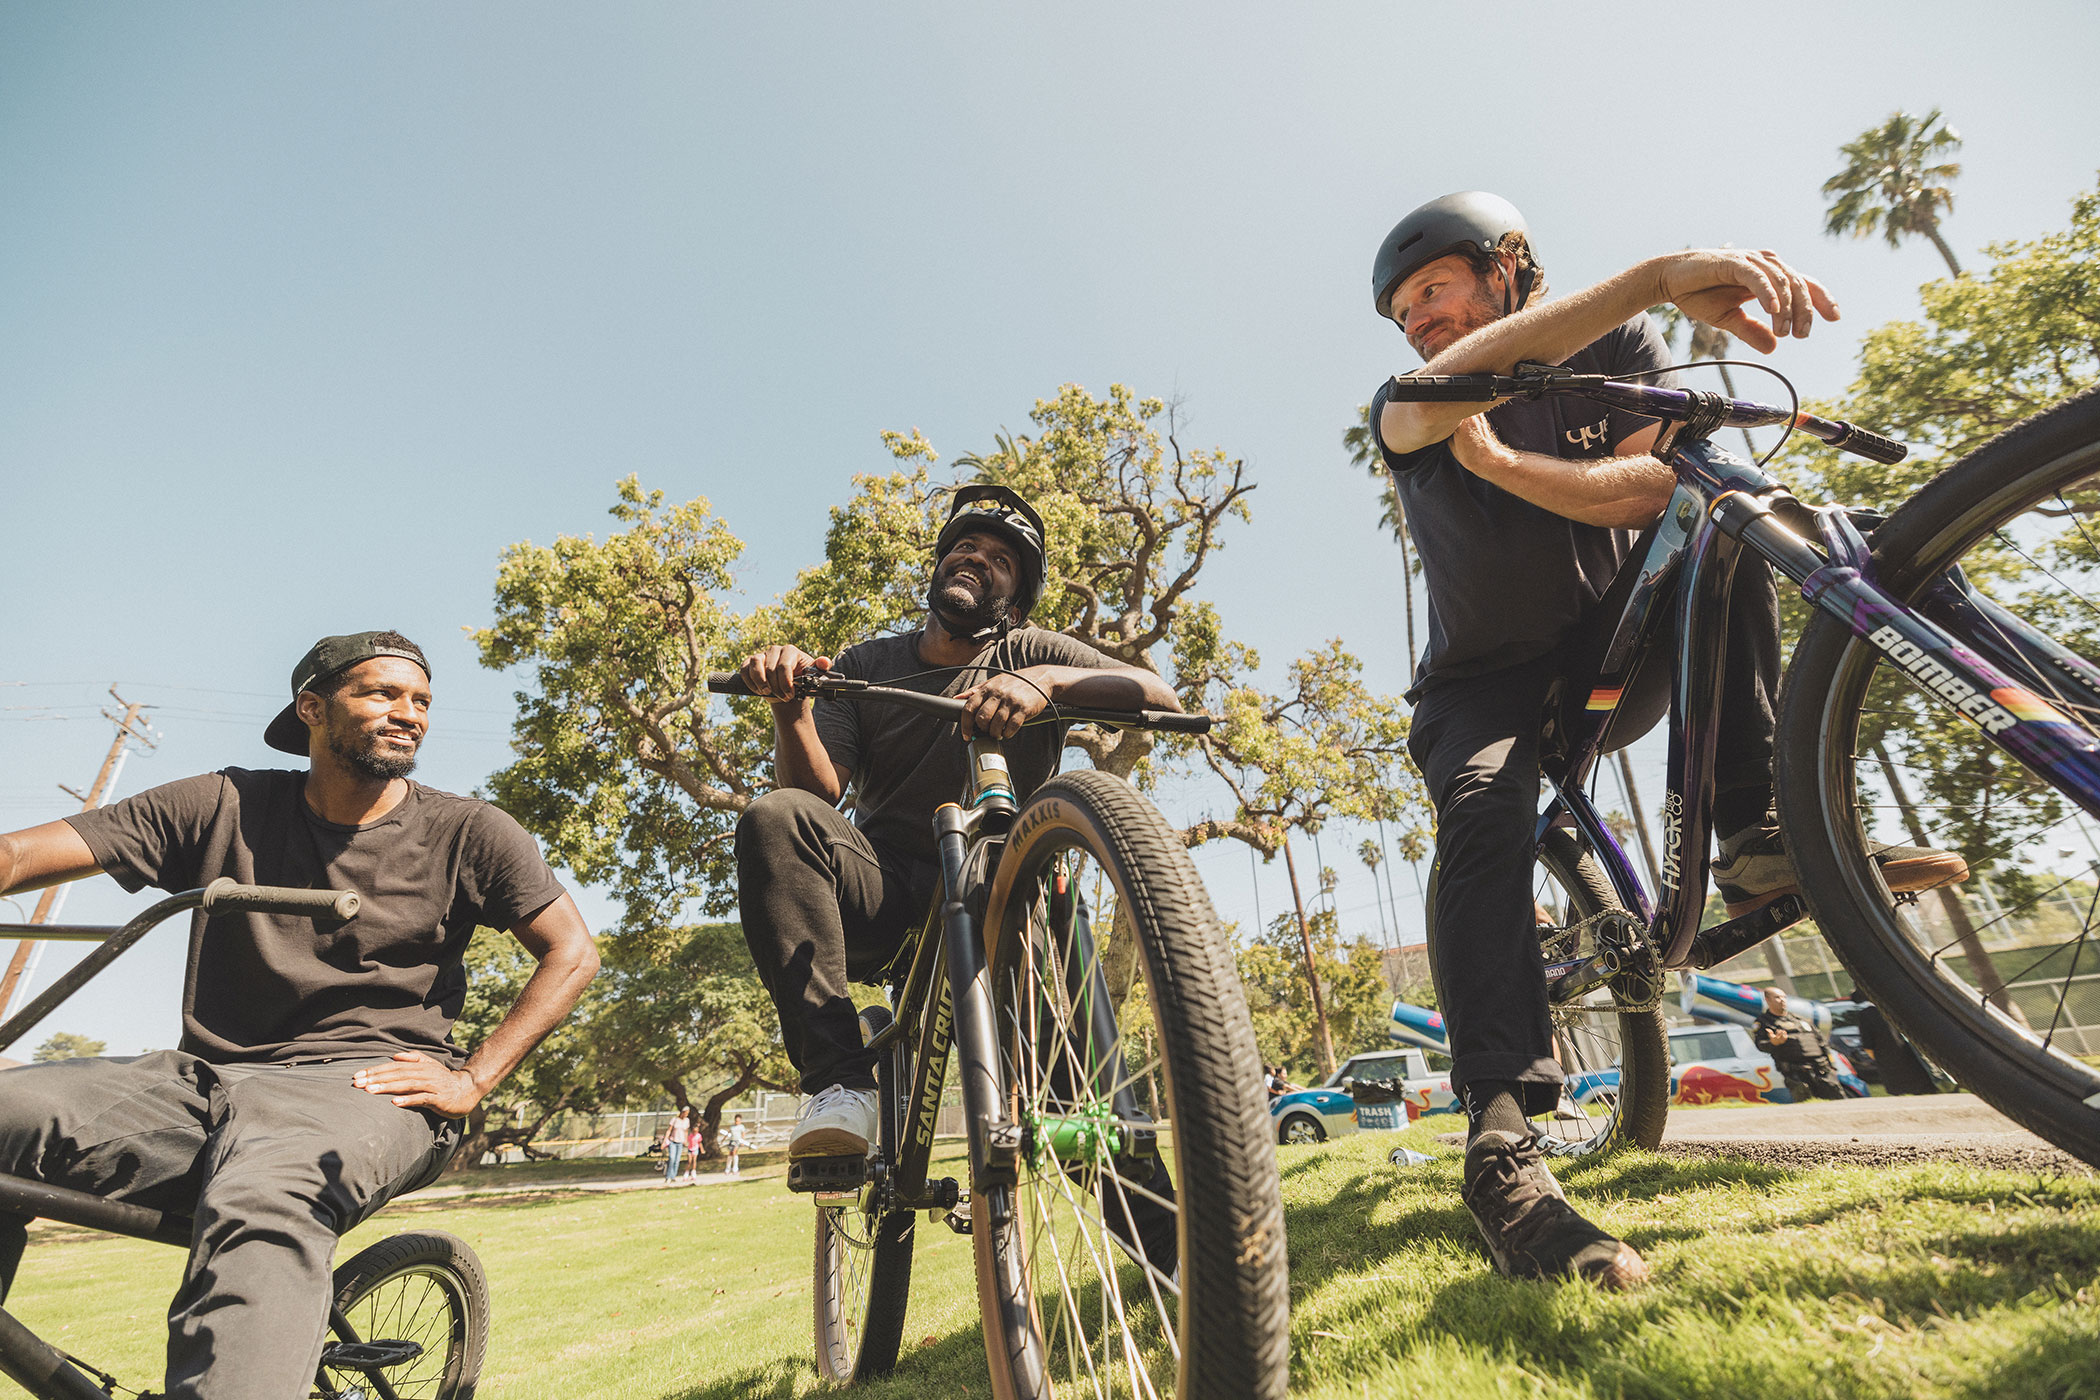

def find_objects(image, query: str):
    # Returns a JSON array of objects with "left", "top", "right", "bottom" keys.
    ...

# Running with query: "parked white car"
[{"left": 1268, "top": 1047, "right": 1454, "bottom": 1143}]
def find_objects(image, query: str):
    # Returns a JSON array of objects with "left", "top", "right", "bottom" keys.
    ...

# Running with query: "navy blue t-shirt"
[{"left": 1370, "top": 315, "right": 1676, "bottom": 693}]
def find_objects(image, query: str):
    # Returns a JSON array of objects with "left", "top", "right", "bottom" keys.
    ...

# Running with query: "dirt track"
[{"left": 1656, "top": 1092, "right": 2093, "bottom": 1173}]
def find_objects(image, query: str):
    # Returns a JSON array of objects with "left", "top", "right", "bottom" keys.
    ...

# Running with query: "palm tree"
[{"left": 1822, "top": 108, "right": 1965, "bottom": 277}]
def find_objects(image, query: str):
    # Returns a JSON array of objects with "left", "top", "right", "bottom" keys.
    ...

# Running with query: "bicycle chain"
[{"left": 1539, "top": 909, "right": 1665, "bottom": 1014}]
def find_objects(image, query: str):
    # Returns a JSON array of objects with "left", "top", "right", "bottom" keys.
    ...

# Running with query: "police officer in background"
[{"left": 1753, "top": 986, "right": 1845, "bottom": 1101}]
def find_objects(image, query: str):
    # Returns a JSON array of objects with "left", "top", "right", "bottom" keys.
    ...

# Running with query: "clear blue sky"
[{"left": 5, "top": 2, "right": 2096, "bottom": 1055}]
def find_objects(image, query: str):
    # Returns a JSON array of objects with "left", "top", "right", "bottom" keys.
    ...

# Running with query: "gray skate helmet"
[{"left": 1372, "top": 191, "right": 1538, "bottom": 324}]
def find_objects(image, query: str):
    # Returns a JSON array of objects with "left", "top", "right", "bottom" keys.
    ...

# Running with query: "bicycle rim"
[
  {"left": 814, "top": 1201, "right": 913, "bottom": 1379},
  {"left": 322, "top": 1263, "right": 471, "bottom": 1399}
]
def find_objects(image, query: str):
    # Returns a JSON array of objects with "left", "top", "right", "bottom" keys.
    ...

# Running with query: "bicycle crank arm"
[{"left": 1683, "top": 893, "right": 1808, "bottom": 971}]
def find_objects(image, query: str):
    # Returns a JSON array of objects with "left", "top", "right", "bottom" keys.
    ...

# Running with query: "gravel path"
[{"left": 1655, "top": 1092, "right": 2093, "bottom": 1174}]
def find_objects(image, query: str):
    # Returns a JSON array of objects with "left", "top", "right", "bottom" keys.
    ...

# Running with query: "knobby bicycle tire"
[
  {"left": 323, "top": 1230, "right": 488, "bottom": 1400},
  {"left": 1424, "top": 830, "right": 1669, "bottom": 1157},
  {"left": 974, "top": 770, "right": 1288, "bottom": 1400},
  {"left": 812, "top": 1004, "right": 916, "bottom": 1381},
  {"left": 1778, "top": 384, "right": 2100, "bottom": 1165}
]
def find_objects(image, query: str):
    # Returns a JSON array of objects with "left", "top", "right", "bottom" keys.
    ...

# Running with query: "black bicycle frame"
[{"left": 1535, "top": 428, "right": 2100, "bottom": 976}]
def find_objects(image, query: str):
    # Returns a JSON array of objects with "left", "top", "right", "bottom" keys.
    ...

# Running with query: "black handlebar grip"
[
  {"left": 1382, "top": 374, "right": 1501, "bottom": 402},
  {"left": 1141, "top": 710, "right": 1213, "bottom": 734},
  {"left": 706, "top": 671, "right": 753, "bottom": 695},
  {"left": 1829, "top": 421, "right": 1909, "bottom": 465},
  {"left": 202, "top": 878, "right": 360, "bottom": 921}
]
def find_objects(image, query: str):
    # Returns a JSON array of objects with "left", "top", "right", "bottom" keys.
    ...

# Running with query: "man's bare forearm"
[
  {"left": 460, "top": 936, "right": 599, "bottom": 1099},
  {"left": 1469, "top": 448, "right": 1676, "bottom": 528},
  {"left": 772, "top": 703, "right": 845, "bottom": 803},
  {"left": 1036, "top": 664, "right": 1181, "bottom": 713},
  {"left": 1382, "top": 260, "right": 1668, "bottom": 455}
]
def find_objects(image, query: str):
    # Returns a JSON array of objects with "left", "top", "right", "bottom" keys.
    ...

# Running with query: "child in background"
[{"left": 725, "top": 1114, "right": 749, "bottom": 1177}]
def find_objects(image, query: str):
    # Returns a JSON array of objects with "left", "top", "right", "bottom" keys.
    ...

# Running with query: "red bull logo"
[{"left": 1673, "top": 1063, "right": 1784, "bottom": 1106}]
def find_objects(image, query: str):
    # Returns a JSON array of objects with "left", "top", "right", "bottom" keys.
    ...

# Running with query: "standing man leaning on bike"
[
  {"left": 0, "top": 631, "right": 599, "bottom": 1400},
  {"left": 1365, "top": 194, "right": 1958, "bottom": 1288},
  {"left": 733, "top": 485, "right": 1180, "bottom": 1160}
]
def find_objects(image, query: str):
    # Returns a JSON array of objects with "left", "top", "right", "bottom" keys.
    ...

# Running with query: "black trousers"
[
  {"left": 1780, "top": 1056, "right": 1846, "bottom": 1100},
  {"left": 735, "top": 788, "right": 933, "bottom": 1094},
  {"left": 0, "top": 1051, "right": 458, "bottom": 1400},
  {"left": 1409, "top": 562, "right": 1781, "bottom": 1113}
]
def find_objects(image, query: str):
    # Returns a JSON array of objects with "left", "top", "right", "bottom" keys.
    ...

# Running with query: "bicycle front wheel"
[
  {"left": 1778, "top": 385, "right": 2100, "bottom": 1164},
  {"left": 322, "top": 1230, "right": 488, "bottom": 1400},
  {"left": 974, "top": 770, "right": 1288, "bottom": 1400}
]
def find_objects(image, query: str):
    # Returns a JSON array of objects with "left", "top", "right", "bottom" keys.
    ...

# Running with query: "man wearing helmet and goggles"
[
  {"left": 733, "top": 484, "right": 1179, "bottom": 1164},
  {"left": 1364, "top": 194, "right": 1869, "bottom": 1290}
]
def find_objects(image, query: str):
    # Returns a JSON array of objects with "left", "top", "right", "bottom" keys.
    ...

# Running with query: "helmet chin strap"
[{"left": 930, "top": 599, "right": 1014, "bottom": 645}]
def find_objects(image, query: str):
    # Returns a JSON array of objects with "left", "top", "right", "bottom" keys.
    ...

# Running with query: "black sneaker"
[
  {"left": 1459, "top": 1130, "right": 1648, "bottom": 1289},
  {"left": 1712, "top": 824, "right": 1969, "bottom": 920}
]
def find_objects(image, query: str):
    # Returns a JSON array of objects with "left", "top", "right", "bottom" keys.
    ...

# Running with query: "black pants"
[
  {"left": 1781, "top": 1058, "right": 1845, "bottom": 1101},
  {"left": 736, "top": 788, "right": 933, "bottom": 1094},
  {"left": 0, "top": 1051, "right": 458, "bottom": 1400},
  {"left": 1409, "top": 562, "right": 1781, "bottom": 1113}
]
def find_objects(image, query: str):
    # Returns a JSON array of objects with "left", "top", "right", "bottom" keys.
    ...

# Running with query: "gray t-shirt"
[
  {"left": 814, "top": 628, "right": 1120, "bottom": 863},
  {"left": 66, "top": 769, "right": 566, "bottom": 1065},
  {"left": 1371, "top": 315, "right": 1676, "bottom": 693}
]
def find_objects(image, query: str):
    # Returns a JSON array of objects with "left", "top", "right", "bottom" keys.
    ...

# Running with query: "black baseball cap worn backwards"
[{"left": 264, "top": 631, "right": 432, "bottom": 756}]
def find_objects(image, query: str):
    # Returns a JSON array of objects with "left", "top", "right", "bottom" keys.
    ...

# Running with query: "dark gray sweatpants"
[{"left": 0, "top": 1050, "right": 458, "bottom": 1400}]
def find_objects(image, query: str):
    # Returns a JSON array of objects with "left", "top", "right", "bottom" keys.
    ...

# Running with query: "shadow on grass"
[
  {"left": 1280, "top": 1147, "right": 1815, "bottom": 1297},
  {"left": 658, "top": 1324, "right": 994, "bottom": 1400}
]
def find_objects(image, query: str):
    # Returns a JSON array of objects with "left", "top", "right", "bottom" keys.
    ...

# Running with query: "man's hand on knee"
[{"left": 351, "top": 1051, "right": 483, "bottom": 1118}]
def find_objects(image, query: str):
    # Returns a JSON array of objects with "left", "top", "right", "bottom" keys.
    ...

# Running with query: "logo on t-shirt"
[{"left": 1565, "top": 421, "right": 1610, "bottom": 453}]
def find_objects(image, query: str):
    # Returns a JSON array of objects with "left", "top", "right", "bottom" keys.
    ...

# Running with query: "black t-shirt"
[
  {"left": 814, "top": 628, "right": 1119, "bottom": 864},
  {"left": 1752, "top": 1010, "right": 1824, "bottom": 1064},
  {"left": 66, "top": 769, "right": 566, "bottom": 1065},
  {"left": 1370, "top": 315, "right": 1676, "bottom": 692}
]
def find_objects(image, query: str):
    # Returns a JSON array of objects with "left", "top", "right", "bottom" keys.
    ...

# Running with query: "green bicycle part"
[{"left": 1025, "top": 1102, "right": 1126, "bottom": 1170}]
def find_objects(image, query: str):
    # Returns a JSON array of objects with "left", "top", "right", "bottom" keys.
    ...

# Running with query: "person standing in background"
[{"left": 663, "top": 1106, "right": 690, "bottom": 1184}]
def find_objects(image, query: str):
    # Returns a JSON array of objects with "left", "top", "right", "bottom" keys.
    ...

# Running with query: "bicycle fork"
[{"left": 933, "top": 805, "right": 1021, "bottom": 1207}]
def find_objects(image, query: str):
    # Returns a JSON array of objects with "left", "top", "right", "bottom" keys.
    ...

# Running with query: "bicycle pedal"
[
  {"left": 1688, "top": 893, "right": 1808, "bottom": 969},
  {"left": 933, "top": 1198, "right": 973, "bottom": 1235},
  {"left": 318, "top": 1339, "right": 424, "bottom": 1370},
  {"left": 787, "top": 1155, "right": 868, "bottom": 1194}
]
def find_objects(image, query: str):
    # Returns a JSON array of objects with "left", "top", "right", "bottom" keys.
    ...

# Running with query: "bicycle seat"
[{"left": 1544, "top": 518, "right": 1674, "bottom": 759}]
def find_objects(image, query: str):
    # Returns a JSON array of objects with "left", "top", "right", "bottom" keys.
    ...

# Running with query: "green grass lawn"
[{"left": 11, "top": 1128, "right": 2100, "bottom": 1399}]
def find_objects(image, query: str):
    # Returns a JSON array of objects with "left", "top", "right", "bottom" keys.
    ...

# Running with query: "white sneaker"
[{"left": 790, "top": 1084, "right": 878, "bottom": 1158}]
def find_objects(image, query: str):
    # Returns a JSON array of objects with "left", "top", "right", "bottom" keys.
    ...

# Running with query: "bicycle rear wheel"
[
  {"left": 1778, "top": 385, "right": 2100, "bottom": 1164},
  {"left": 1425, "top": 827, "right": 1669, "bottom": 1157},
  {"left": 974, "top": 770, "right": 1287, "bottom": 1400},
  {"left": 812, "top": 1005, "right": 916, "bottom": 1380},
  {"left": 321, "top": 1230, "right": 487, "bottom": 1400}
]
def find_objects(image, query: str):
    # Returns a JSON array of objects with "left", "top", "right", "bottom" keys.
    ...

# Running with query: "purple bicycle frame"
[{"left": 1535, "top": 432, "right": 2100, "bottom": 972}]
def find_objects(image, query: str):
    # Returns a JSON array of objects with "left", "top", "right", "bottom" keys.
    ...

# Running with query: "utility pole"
[
  {"left": 1281, "top": 836, "right": 1337, "bottom": 1077},
  {"left": 0, "top": 689, "right": 155, "bottom": 1017}
]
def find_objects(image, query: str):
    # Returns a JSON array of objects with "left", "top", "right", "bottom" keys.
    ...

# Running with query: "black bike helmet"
[
  {"left": 1371, "top": 190, "right": 1537, "bottom": 324},
  {"left": 933, "top": 483, "right": 1050, "bottom": 621}
]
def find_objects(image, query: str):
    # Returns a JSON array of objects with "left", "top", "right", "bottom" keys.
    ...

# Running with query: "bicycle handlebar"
[
  {"left": 201, "top": 878, "right": 362, "bottom": 921},
  {"left": 1382, "top": 370, "right": 1908, "bottom": 466},
  {"left": 706, "top": 671, "right": 1212, "bottom": 735}
]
